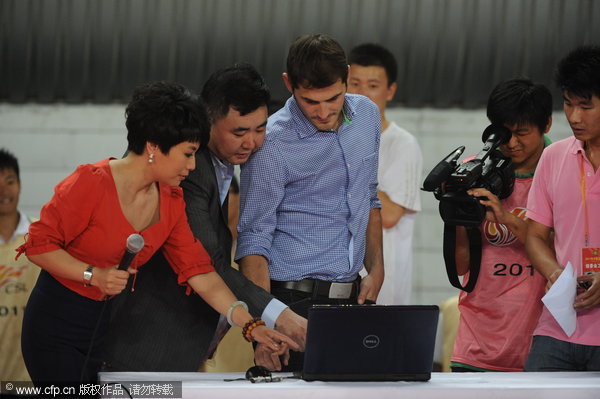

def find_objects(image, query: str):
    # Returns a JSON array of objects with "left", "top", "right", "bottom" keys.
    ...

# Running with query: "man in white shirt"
[{"left": 348, "top": 43, "right": 423, "bottom": 305}]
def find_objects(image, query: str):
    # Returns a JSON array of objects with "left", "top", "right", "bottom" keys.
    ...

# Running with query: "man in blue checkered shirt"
[{"left": 236, "top": 34, "right": 384, "bottom": 371}]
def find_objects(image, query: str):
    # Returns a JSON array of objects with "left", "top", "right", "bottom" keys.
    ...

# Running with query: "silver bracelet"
[{"left": 227, "top": 300, "right": 249, "bottom": 326}]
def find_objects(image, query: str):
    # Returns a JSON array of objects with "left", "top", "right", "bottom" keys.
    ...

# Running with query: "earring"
[{"left": 148, "top": 153, "right": 154, "bottom": 163}]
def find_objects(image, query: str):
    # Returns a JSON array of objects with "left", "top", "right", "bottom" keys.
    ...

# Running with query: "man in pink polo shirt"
[{"left": 525, "top": 45, "right": 600, "bottom": 371}]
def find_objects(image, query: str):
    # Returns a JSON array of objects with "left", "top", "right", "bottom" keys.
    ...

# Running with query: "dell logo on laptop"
[{"left": 363, "top": 334, "right": 380, "bottom": 349}]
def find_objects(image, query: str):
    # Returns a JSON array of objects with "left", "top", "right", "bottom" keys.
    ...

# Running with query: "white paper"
[{"left": 541, "top": 262, "right": 577, "bottom": 337}]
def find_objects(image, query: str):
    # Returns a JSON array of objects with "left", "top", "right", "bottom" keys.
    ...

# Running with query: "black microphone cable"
[{"left": 78, "top": 234, "right": 144, "bottom": 397}]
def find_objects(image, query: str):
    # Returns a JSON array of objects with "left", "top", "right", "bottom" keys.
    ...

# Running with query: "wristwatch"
[{"left": 83, "top": 266, "right": 94, "bottom": 286}]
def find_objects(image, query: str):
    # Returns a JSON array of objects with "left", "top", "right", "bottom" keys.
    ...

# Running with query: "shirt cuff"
[
  {"left": 370, "top": 195, "right": 382, "bottom": 209},
  {"left": 525, "top": 210, "right": 552, "bottom": 228},
  {"left": 261, "top": 299, "right": 288, "bottom": 328},
  {"left": 235, "top": 231, "right": 273, "bottom": 261}
]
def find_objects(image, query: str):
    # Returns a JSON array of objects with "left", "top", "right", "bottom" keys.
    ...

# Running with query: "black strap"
[{"left": 443, "top": 224, "right": 482, "bottom": 293}]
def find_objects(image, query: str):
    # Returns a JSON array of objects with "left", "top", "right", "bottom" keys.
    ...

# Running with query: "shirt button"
[
  {"left": 588, "top": 172, "right": 592, "bottom": 177},
  {"left": 347, "top": 163, "right": 351, "bottom": 167},
  {"left": 348, "top": 194, "right": 352, "bottom": 198}
]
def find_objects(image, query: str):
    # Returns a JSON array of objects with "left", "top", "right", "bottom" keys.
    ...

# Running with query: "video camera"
[
  {"left": 422, "top": 124, "right": 515, "bottom": 227},
  {"left": 422, "top": 124, "right": 515, "bottom": 292}
]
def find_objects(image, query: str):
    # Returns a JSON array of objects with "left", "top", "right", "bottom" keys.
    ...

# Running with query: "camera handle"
[{"left": 442, "top": 224, "right": 481, "bottom": 292}]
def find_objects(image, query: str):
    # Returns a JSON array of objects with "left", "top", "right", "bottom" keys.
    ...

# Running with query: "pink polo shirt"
[
  {"left": 527, "top": 136, "right": 600, "bottom": 345},
  {"left": 452, "top": 177, "right": 545, "bottom": 371}
]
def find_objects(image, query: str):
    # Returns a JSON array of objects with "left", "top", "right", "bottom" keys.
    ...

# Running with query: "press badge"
[{"left": 582, "top": 248, "right": 600, "bottom": 273}]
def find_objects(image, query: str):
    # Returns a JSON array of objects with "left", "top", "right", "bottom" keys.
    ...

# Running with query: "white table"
[{"left": 99, "top": 371, "right": 600, "bottom": 399}]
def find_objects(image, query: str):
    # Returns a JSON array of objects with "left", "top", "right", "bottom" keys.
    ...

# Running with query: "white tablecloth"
[{"left": 99, "top": 371, "right": 600, "bottom": 399}]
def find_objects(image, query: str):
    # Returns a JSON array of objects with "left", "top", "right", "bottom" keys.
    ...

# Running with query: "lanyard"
[{"left": 580, "top": 155, "right": 590, "bottom": 247}]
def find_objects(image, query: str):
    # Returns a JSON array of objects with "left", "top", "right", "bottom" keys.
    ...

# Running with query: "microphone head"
[
  {"left": 126, "top": 233, "right": 145, "bottom": 254},
  {"left": 422, "top": 146, "right": 465, "bottom": 192},
  {"left": 481, "top": 124, "right": 511, "bottom": 145}
]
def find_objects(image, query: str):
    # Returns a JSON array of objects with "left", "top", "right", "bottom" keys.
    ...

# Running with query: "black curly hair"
[{"left": 125, "top": 81, "right": 210, "bottom": 155}]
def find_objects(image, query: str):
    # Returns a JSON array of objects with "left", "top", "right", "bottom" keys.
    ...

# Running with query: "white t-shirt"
[{"left": 377, "top": 122, "right": 422, "bottom": 305}]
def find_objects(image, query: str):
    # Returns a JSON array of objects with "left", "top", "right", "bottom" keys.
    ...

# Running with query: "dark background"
[{"left": 1, "top": 0, "right": 599, "bottom": 107}]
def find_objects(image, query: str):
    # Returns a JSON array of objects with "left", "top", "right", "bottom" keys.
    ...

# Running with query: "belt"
[{"left": 270, "top": 278, "right": 358, "bottom": 299}]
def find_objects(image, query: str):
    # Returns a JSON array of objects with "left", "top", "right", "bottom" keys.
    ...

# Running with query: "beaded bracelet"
[
  {"left": 226, "top": 300, "right": 249, "bottom": 326},
  {"left": 242, "top": 317, "right": 266, "bottom": 342}
]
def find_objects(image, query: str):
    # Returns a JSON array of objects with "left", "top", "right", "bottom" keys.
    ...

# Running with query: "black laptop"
[{"left": 301, "top": 305, "right": 439, "bottom": 381}]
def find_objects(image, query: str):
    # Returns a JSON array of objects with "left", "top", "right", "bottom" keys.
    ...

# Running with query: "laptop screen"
[{"left": 302, "top": 305, "right": 439, "bottom": 381}]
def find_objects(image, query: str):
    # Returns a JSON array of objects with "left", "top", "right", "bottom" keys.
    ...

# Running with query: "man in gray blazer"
[{"left": 104, "top": 64, "right": 306, "bottom": 372}]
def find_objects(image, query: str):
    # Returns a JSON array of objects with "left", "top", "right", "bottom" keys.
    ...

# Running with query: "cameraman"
[{"left": 451, "top": 78, "right": 553, "bottom": 372}]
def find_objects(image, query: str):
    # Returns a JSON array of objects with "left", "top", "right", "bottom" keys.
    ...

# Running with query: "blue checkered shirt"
[{"left": 236, "top": 94, "right": 381, "bottom": 282}]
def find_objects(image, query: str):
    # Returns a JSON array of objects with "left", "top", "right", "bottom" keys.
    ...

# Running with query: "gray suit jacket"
[{"left": 104, "top": 147, "right": 273, "bottom": 371}]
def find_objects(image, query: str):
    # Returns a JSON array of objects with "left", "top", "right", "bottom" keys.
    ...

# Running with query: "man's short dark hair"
[
  {"left": 487, "top": 78, "right": 553, "bottom": 134},
  {"left": 125, "top": 81, "right": 210, "bottom": 155},
  {"left": 0, "top": 148, "right": 19, "bottom": 181},
  {"left": 286, "top": 34, "right": 348, "bottom": 89},
  {"left": 201, "top": 63, "right": 270, "bottom": 123},
  {"left": 348, "top": 43, "right": 398, "bottom": 86},
  {"left": 556, "top": 45, "right": 600, "bottom": 101}
]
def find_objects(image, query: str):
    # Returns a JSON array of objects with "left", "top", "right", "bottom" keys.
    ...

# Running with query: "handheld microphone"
[{"left": 118, "top": 233, "right": 145, "bottom": 270}]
